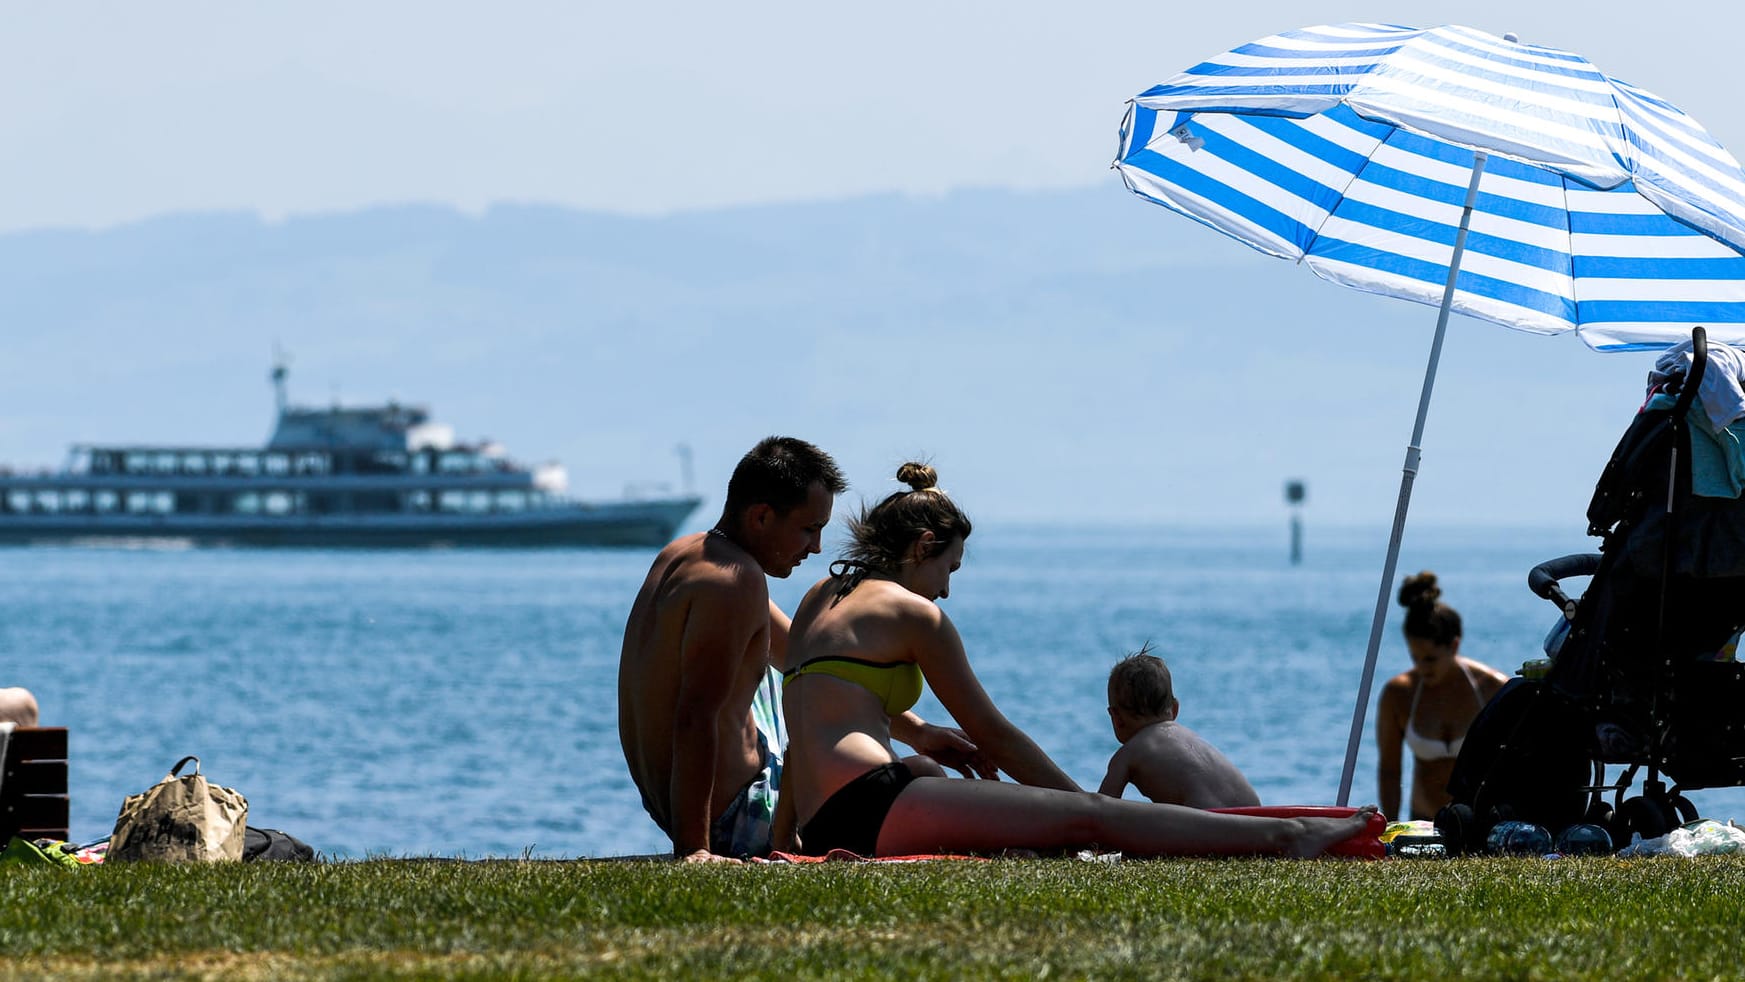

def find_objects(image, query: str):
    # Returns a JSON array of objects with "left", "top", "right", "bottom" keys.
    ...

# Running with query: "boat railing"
[{"left": 68, "top": 445, "right": 530, "bottom": 480}]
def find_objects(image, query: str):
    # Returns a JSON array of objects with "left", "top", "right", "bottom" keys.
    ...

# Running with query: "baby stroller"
[{"left": 1437, "top": 327, "right": 1745, "bottom": 853}]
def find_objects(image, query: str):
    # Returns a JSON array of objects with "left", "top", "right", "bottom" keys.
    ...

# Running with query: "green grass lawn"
[{"left": 3, "top": 855, "right": 1742, "bottom": 980}]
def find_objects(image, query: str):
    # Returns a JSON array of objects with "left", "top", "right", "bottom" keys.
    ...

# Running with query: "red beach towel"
[{"left": 759, "top": 849, "right": 986, "bottom": 864}]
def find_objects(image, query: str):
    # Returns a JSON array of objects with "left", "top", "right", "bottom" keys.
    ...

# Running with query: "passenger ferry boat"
[{"left": 0, "top": 365, "right": 701, "bottom": 547}]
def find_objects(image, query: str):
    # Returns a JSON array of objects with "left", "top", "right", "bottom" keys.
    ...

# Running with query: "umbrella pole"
[{"left": 1336, "top": 152, "right": 1490, "bottom": 809}]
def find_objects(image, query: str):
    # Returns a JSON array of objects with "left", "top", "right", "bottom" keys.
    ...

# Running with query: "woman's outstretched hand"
[{"left": 908, "top": 723, "right": 999, "bottom": 780}]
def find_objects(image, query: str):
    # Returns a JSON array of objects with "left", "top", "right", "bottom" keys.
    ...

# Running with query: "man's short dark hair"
[{"left": 723, "top": 436, "right": 846, "bottom": 515}]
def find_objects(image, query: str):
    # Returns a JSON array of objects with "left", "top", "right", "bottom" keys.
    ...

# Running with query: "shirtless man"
[
  {"left": 618, "top": 436, "right": 984, "bottom": 863},
  {"left": 1097, "top": 646, "right": 1261, "bottom": 809}
]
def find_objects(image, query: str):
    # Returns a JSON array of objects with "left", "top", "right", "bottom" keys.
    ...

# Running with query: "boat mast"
[
  {"left": 675, "top": 442, "right": 694, "bottom": 496},
  {"left": 271, "top": 346, "right": 291, "bottom": 414}
]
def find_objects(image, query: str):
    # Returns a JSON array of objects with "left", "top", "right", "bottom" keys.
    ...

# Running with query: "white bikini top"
[{"left": 1403, "top": 661, "right": 1486, "bottom": 762}]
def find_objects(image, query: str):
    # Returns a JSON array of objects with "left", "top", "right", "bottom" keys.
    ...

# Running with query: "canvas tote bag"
[{"left": 109, "top": 755, "right": 249, "bottom": 862}]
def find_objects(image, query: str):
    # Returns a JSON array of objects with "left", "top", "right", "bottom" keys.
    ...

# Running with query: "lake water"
[{"left": 11, "top": 523, "right": 1745, "bottom": 858}]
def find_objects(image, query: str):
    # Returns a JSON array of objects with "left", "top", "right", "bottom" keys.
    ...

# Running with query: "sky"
[
  {"left": 4, "top": 2, "right": 1744, "bottom": 530},
  {"left": 5, "top": 2, "right": 1741, "bottom": 234}
]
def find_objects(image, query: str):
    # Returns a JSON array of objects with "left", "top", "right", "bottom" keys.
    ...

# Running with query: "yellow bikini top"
[{"left": 784, "top": 655, "right": 925, "bottom": 716}]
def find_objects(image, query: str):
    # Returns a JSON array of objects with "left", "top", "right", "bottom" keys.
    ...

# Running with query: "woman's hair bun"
[
  {"left": 895, "top": 461, "right": 938, "bottom": 492},
  {"left": 1397, "top": 570, "right": 1441, "bottom": 609}
]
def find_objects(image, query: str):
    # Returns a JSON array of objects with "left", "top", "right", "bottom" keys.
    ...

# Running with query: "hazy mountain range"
[{"left": 0, "top": 184, "right": 1659, "bottom": 529}]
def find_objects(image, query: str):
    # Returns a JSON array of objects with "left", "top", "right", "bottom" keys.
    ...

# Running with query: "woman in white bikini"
[
  {"left": 779, "top": 461, "right": 1376, "bottom": 858},
  {"left": 1375, "top": 571, "right": 1510, "bottom": 821}
]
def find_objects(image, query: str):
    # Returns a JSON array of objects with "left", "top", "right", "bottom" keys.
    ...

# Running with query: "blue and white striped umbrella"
[
  {"left": 1115, "top": 23, "right": 1745, "bottom": 807},
  {"left": 1116, "top": 22, "right": 1745, "bottom": 351}
]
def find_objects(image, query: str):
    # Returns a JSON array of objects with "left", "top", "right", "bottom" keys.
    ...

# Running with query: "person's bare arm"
[
  {"left": 889, "top": 712, "right": 997, "bottom": 779},
  {"left": 913, "top": 609, "right": 1079, "bottom": 791},
  {"left": 1471, "top": 658, "right": 1511, "bottom": 702},
  {"left": 1095, "top": 746, "right": 1131, "bottom": 798},
  {"left": 1376, "top": 680, "right": 1408, "bottom": 822},
  {"left": 767, "top": 599, "right": 793, "bottom": 672},
  {"left": 668, "top": 577, "right": 765, "bottom": 861}
]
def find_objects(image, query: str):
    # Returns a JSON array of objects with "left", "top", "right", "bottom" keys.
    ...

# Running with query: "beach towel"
[
  {"left": 1646, "top": 392, "right": 1745, "bottom": 498},
  {"left": 750, "top": 666, "right": 787, "bottom": 752},
  {"left": 1651, "top": 340, "right": 1745, "bottom": 433},
  {"left": 759, "top": 849, "right": 986, "bottom": 864}
]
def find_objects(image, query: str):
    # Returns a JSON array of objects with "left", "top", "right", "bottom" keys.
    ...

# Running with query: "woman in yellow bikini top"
[
  {"left": 1375, "top": 571, "right": 1510, "bottom": 821},
  {"left": 785, "top": 649, "right": 925, "bottom": 717},
  {"left": 778, "top": 461, "right": 1380, "bottom": 860}
]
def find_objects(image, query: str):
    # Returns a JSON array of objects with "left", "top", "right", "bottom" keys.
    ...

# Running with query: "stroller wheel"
[
  {"left": 1670, "top": 793, "right": 1701, "bottom": 825},
  {"left": 1435, "top": 803, "right": 1479, "bottom": 856},
  {"left": 1615, "top": 796, "right": 1675, "bottom": 842}
]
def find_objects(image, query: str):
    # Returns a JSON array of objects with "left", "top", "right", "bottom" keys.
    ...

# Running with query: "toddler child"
[{"left": 1097, "top": 645, "right": 1261, "bottom": 809}]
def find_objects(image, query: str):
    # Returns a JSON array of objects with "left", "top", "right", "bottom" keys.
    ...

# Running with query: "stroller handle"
[
  {"left": 1528, "top": 553, "right": 1603, "bottom": 618},
  {"left": 1672, "top": 325, "right": 1709, "bottom": 418}
]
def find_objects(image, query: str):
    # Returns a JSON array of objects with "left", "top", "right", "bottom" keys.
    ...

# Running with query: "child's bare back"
[
  {"left": 1099, "top": 646, "right": 1261, "bottom": 809},
  {"left": 1099, "top": 720, "right": 1260, "bottom": 809}
]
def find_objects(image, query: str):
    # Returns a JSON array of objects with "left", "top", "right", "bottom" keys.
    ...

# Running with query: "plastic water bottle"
[
  {"left": 1554, "top": 823, "right": 1614, "bottom": 856},
  {"left": 1487, "top": 821, "right": 1553, "bottom": 855}
]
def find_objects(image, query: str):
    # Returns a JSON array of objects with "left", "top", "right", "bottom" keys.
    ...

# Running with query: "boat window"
[
  {"left": 4, "top": 491, "right": 27, "bottom": 512},
  {"left": 265, "top": 454, "right": 289, "bottom": 476},
  {"left": 233, "top": 493, "right": 260, "bottom": 514},
  {"left": 94, "top": 491, "right": 118, "bottom": 513},
  {"left": 264, "top": 492, "right": 292, "bottom": 515},
  {"left": 359, "top": 451, "right": 404, "bottom": 475}
]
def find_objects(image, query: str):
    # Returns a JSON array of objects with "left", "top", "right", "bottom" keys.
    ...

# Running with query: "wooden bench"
[{"left": 1, "top": 727, "right": 69, "bottom": 842}]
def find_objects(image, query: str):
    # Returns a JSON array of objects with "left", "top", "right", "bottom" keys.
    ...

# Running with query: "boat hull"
[{"left": 0, "top": 497, "right": 702, "bottom": 548}]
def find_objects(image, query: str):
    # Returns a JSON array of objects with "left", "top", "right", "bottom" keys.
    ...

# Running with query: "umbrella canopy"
[
  {"left": 1114, "top": 23, "right": 1745, "bottom": 808},
  {"left": 1117, "top": 23, "right": 1745, "bottom": 350}
]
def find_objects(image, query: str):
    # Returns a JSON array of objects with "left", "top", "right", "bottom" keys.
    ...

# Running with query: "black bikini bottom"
[{"left": 799, "top": 761, "right": 917, "bottom": 856}]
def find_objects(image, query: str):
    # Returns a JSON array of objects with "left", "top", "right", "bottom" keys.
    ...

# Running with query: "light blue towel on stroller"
[{"left": 1647, "top": 393, "right": 1745, "bottom": 498}]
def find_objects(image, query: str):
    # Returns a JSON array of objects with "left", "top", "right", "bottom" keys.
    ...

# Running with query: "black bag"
[
  {"left": 242, "top": 826, "right": 316, "bottom": 862},
  {"left": 1445, "top": 678, "right": 1591, "bottom": 832}
]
